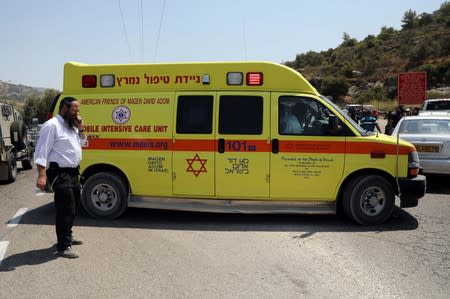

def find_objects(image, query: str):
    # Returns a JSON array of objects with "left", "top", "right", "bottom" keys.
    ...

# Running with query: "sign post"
[{"left": 397, "top": 72, "right": 427, "bottom": 105}]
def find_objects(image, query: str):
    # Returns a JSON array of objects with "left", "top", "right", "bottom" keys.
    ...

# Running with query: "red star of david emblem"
[{"left": 186, "top": 154, "right": 208, "bottom": 177}]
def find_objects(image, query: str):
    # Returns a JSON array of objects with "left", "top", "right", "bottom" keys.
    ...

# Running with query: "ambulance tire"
[
  {"left": 343, "top": 175, "right": 394, "bottom": 226},
  {"left": 81, "top": 172, "right": 128, "bottom": 219}
]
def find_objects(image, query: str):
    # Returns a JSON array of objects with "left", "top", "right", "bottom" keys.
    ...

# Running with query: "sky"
[{"left": 0, "top": 0, "right": 445, "bottom": 90}]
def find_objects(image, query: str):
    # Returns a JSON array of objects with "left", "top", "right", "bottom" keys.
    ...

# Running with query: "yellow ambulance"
[{"left": 49, "top": 61, "right": 426, "bottom": 225}]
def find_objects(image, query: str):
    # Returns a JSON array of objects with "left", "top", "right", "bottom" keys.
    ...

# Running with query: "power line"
[
  {"left": 154, "top": 0, "right": 166, "bottom": 62},
  {"left": 118, "top": 0, "right": 132, "bottom": 61},
  {"left": 243, "top": 16, "right": 248, "bottom": 60},
  {"left": 139, "top": 0, "right": 144, "bottom": 62}
]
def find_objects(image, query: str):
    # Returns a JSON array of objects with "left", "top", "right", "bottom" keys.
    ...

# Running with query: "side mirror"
[{"left": 328, "top": 114, "right": 342, "bottom": 135}]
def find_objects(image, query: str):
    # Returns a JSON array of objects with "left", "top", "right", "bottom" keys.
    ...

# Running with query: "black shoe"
[
  {"left": 55, "top": 246, "right": 79, "bottom": 259},
  {"left": 71, "top": 238, "right": 83, "bottom": 245}
]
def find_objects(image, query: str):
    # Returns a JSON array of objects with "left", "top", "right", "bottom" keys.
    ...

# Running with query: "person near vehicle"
[
  {"left": 391, "top": 105, "right": 405, "bottom": 129},
  {"left": 35, "top": 97, "right": 86, "bottom": 259},
  {"left": 360, "top": 108, "right": 381, "bottom": 132}
]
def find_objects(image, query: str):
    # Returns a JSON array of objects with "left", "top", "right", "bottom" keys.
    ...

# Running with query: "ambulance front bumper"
[{"left": 398, "top": 175, "right": 426, "bottom": 208}]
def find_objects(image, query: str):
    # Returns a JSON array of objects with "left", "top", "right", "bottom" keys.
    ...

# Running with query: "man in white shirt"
[{"left": 35, "top": 97, "right": 86, "bottom": 259}]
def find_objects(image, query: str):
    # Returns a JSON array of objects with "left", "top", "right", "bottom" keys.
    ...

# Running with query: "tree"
[
  {"left": 437, "top": 1, "right": 450, "bottom": 25},
  {"left": 22, "top": 89, "right": 59, "bottom": 124},
  {"left": 320, "top": 76, "right": 349, "bottom": 103},
  {"left": 341, "top": 32, "right": 357, "bottom": 47},
  {"left": 402, "top": 9, "right": 419, "bottom": 29},
  {"left": 418, "top": 13, "right": 434, "bottom": 26},
  {"left": 378, "top": 26, "right": 397, "bottom": 40}
]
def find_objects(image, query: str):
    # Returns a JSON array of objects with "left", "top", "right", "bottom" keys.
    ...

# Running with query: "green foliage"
[
  {"left": 293, "top": 51, "right": 324, "bottom": 68},
  {"left": 402, "top": 9, "right": 419, "bottom": 29},
  {"left": 354, "top": 86, "right": 388, "bottom": 104},
  {"left": 341, "top": 32, "right": 357, "bottom": 47},
  {"left": 283, "top": 2, "right": 449, "bottom": 101},
  {"left": 378, "top": 26, "right": 397, "bottom": 40},
  {"left": 320, "top": 76, "right": 349, "bottom": 102},
  {"left": 418, "top": 13, "right": 434, "bottom": 26},
  {"left": 437, "top": 1, "right": 450, "bottom": 25},
  {"left": 418, "top": 60, "right": 450, "bottom": 88},
  {"left": 21, "top": 89, "right": 59, "bottom": 125}
]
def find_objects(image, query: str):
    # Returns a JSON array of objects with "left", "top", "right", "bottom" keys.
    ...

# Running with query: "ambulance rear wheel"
[
  {"left": 82, "top": 172, "right": 128, "bottom": 219},
  {"left": 343, "top": 175, "right": 394, "bottom": 225}
]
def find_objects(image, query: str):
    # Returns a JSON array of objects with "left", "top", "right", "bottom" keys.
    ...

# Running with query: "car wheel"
[
  {"left": 81, "top": 172, "right": 128, "bottom": 219},
  {"left": 7, "top": 152, "right": 17, "bottom": 183},
  {"left": 343, "top": 175, "right": 394, "bottom": 225},
  {"left": 21, "top": 150, "right": 34, "bottom": 170}
]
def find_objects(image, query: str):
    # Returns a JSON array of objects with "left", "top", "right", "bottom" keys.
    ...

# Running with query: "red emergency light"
[
  {"left": 82, "top": 75, "right": 97, "bottom": 88},
  {"left": 246, "top": 72, "right": 263, "bottom": 86}
]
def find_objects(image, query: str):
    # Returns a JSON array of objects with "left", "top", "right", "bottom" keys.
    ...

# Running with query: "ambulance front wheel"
[
  {"left": 81, "top": 172, "right": 128, "bottom": 219},
  {"left": 343, "top": 175, "right": 395, "bottom": 225}
]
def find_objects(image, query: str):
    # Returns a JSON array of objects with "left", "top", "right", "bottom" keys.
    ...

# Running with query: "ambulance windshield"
[{"left": 319, "top": 95, "right": 366, "bottom": 135}]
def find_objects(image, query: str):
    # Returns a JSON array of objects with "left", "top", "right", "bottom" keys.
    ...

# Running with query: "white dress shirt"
[{"left": 35, "top": 115, "right": 85, "bottom": 168}]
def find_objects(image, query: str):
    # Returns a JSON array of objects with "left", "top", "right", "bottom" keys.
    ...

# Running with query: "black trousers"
[{"left": 47, "top": 163, "right": 80, "bottom": 251}]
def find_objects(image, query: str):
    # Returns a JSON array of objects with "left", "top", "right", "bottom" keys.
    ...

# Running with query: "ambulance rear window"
[
  {"left": 176, "top": 95, "right": 213, "bottom": 134},
  {"left": 219, "top": 95, "right": 263, "bottom": 135}
]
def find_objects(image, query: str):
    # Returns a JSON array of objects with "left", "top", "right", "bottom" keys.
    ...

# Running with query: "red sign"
[{"left": 397, "top": 72, "right": 427, "bottom": 105}]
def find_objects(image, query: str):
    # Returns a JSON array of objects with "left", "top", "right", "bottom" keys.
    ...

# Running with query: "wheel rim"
[
  {"left": 90, "top": 183, "right": 118, "bottom": 212},
  {"left": 359, "top": 186, "right": 386, "bottom": 216}
]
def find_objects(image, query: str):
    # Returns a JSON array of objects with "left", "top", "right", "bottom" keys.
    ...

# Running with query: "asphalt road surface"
[{"left": 0, "top": 165, "right": 449, "bottom": 298}]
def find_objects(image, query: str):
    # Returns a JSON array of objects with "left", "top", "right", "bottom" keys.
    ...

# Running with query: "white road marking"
[
  {"left": 0, "top": 240, "right": 9, "bottom": 266},
  {"left": 7, "top": 208, "right": 28, "bottom": 228}
]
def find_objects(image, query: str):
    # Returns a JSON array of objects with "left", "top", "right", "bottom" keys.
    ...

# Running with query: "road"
[{"left": 0, "top": 165, "right": 449, "bottom": 298}]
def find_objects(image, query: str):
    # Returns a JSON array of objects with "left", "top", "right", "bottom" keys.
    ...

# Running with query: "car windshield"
[{"left": 399, "top": 119, "right": 450, "bottom": 134}]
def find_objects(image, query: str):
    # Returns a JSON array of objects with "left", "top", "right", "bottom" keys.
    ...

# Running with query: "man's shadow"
[{"left": 0, "top": 246, "right": 57, "bottom": 272}]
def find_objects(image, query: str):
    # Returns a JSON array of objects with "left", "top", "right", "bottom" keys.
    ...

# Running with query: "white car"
[
  {"left": 392, "top": 114, "right": 450, "bottom": 175},
  {"left": 421, "top": 98, "right": 450, "bottom": 111}
]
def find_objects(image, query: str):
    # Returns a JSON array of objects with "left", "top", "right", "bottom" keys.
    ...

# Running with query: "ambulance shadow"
[
  {"left": 19, "top": 202, "right": 418, "bottom": 233},
  {"left": 425, "top": 174, "right": 450, "bottom": 195}
]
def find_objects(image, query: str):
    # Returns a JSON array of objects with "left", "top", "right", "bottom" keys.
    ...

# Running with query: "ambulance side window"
[
  {"left": 279, "top": 96, "right": 344, "bottom": 136},
  {"left": 219, "top": 95, "right": 263, "bottom": 134},
  {"left": 176, "top": 95, "right": 213, "bottom": 134}
]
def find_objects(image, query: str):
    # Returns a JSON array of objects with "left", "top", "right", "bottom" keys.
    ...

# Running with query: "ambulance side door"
[
  {"left": 215, "top": 92, "right": 271, "bottom": 198},
  {"left": 270, "top": 94, "right": 346, "bottom": 200},
  {"left": 172, "top": 93, "right": 216, "bottom": 196}
]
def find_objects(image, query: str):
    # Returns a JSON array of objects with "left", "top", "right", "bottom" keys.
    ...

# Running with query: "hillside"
[
  {"left": 0, "top": 80, "right": 46, "bottom": 103},
  {"left": 284, "top": 2, "right": 450, "bottom": 103}
]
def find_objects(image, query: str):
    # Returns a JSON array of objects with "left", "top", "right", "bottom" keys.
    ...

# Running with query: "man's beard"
[{"left": 63, "top": 113, "right": 76, "bottom": 130}]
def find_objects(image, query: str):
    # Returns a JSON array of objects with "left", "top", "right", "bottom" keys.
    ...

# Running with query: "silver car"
[{"left": 392, "top": 113, "right": 450, "bottom": 175}]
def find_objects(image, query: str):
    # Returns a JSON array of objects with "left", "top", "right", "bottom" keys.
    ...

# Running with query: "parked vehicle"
[
  {"left": 343, "top": 104, "right": 362, "bottom": 122},
  {"left": 391, "top": 112, "right": 450, "bottom": 175},
  {"left": 28, "top": 119, "right": 42, "bottom": 148},
  {"left": 48, "top": 61, "right": 426, "bottom": 225},
  {"left": 421, "top": 98, "right": 450, "bottom": 111},
  {"left": 0, "top": 101, "right": 34, "bottom": 182}
]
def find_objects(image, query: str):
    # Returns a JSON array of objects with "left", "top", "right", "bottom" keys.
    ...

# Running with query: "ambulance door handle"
[
  {"left": 218, "top": 138, "right": 225, "bottom": 153},
  {"left": 272, "top": 139, "right": 279, "bottom": 154}
]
